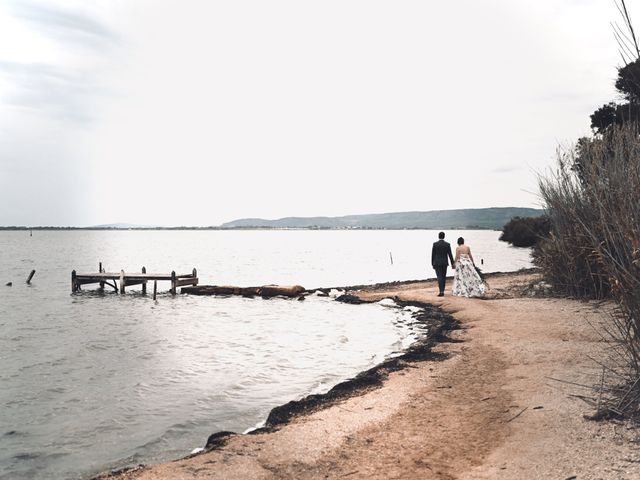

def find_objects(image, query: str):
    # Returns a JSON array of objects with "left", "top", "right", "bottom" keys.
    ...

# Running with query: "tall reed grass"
[{"left": 537, "top": 124, "right": 640, "bottom": 415}]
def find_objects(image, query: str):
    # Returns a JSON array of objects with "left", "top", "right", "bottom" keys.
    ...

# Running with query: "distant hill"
[
  {"left": 1, "top": 208, "right": 544, "bottom": 230},
  {"left": 220, "top": 207, "right": 544, "bottom": 230}
]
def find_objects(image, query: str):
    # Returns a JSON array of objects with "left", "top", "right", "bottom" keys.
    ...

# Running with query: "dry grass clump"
[{"left": 537, "top": 124, "right": 640, "bottom": 416}]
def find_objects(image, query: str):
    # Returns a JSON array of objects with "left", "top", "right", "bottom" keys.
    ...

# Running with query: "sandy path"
[{"left": 102, "top": 273, "right": 640, "bottom": 480}]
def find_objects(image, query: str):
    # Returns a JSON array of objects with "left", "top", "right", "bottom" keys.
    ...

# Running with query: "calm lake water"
[{"left": 0, "top": 230, "right": 531, "bottom": 479}]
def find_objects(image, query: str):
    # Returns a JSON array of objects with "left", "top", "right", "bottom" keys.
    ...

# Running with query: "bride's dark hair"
[{"left": 457, "top": 237, "right": 464, "bottom": 245}]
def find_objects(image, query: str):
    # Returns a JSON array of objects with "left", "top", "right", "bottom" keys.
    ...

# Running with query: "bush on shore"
[
  {"left": 499, "top": 216, "right": 550, "bottom": 247},
  {"left": 537, "top": 124, "right": 640, "bottom": 416}
]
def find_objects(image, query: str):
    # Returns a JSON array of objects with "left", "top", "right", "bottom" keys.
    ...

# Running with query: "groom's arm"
[
  {"left": 431, "top": 244, "right": 435, "bottom": 267},
  {"left": 448, "top": 246, "right": 455, "bottom": 267}
]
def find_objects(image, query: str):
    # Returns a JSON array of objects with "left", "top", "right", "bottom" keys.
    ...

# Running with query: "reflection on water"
[{"left": 0, "top": 230, "right": 531, "bottom": 479}]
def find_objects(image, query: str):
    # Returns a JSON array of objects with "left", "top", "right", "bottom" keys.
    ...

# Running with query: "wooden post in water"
[
  {"left": 170, "top": 271, "right": 176, "bottom": 295},
  {"left": 142, "top": 266, "right": 147, "bottom": 295},
  {"left": 99, "top": 262, "right": 105, "bottom": 291},
  {"left": 26, "top": 270, "right": 35, "bottom": 284},
  {"left": 71, "top": 270, "right": 77, "bottom": 293},
  {"left": 153, "top": 280, "right": 157, "bottom": 301},
  {"left": 119, "top": 270, "right": 125, "bottom": 294}
]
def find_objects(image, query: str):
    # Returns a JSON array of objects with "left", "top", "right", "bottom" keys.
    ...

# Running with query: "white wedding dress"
[{"left": 452, "top": 254, "right": 486, "bottom": 297}]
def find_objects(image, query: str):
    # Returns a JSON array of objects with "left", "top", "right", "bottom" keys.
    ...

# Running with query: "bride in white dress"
[{"left": 452, "top": 237, "right": 486, "bottom": 297}]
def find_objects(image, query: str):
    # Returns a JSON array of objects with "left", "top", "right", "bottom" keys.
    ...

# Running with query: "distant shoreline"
[
  {"left": 0, "top": 206, "right": 543, "bottom": 231},
  {"left": 0, "top": 226, "right": 502, "bottom": 231}
]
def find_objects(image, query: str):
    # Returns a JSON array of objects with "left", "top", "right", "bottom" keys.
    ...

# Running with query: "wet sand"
[{"left": 99, "top": 271, "right": 640, "bottom": 479}]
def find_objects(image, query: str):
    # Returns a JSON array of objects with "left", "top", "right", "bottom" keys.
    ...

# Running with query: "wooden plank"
[
  {"left": 77, "top": 279, "right": 105, "bottom": 285},
  {"left": 75, "top": 273, "right": 177, "bottom": 280},
  {"left": 75, "top": 273, "right": 121, "bottom": 280},
  {"left": 182, "top": 285, "right": 260, "bottom": 296},
  {"left": 175, "top": 277, "right": 199, "bottom": 287}
]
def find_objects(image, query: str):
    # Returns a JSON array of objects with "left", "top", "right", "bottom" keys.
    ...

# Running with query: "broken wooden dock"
[
  {"left": 71, "top": 264, "right": 198, "bottom": 294},
  {"left": 182, "top": 284, "right": 305, "bottom": 298}
]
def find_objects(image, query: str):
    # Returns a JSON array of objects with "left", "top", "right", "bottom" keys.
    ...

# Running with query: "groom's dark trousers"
[
  {"left": 434, "top": 265, "right": 448, "bottom": 294},
  {"left": 432, "top": 239, "right": 455, "bottom": 294}
]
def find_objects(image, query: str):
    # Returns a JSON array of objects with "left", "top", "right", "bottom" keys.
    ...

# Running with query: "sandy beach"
[{"left": 100, "top": 271, "right": 640, "bottom": 480}]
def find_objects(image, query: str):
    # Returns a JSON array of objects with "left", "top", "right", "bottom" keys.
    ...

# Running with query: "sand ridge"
[{"left": 101, "top": 272, "right": 640, "bottom": 480}]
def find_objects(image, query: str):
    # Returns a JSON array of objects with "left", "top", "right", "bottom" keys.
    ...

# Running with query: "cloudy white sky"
[{"left": 0, "top": 0, "right": 625, "bottom": 226}]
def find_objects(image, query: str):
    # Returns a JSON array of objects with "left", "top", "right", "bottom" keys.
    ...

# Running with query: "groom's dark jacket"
[{"left": 431, "top": 239, "right": 454, "bottom": 268}]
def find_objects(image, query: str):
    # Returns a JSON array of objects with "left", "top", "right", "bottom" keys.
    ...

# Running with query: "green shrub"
[{"left": 499, "top": 216, "right": 550, "bottom": 247}]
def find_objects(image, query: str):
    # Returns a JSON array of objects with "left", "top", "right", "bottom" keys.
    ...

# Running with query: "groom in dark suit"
[{"left": 431, "top": 231, "right": 455, "bottom": 297}]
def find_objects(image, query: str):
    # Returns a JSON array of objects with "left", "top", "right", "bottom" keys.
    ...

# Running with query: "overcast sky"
[{"left": 0, "top": 0, "right": 625, "bottom": 226}]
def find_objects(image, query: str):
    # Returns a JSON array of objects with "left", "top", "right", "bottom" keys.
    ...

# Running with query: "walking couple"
[{"left": 431, "top": 232, "right": 485, "bottom": 297}]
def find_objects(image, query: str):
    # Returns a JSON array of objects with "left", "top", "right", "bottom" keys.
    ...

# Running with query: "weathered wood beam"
[{"left": 175, "top": 277, "right": 199, "bottom": 287}]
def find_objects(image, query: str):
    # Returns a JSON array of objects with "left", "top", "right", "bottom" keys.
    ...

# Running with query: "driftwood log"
[{"left": 182, "top": 284, "right": 305, "bottom": 298}]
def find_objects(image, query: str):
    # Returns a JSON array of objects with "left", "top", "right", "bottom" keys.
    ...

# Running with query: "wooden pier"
[{"left": 71, "top": 264, "right": 198, "bottom": 295}]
